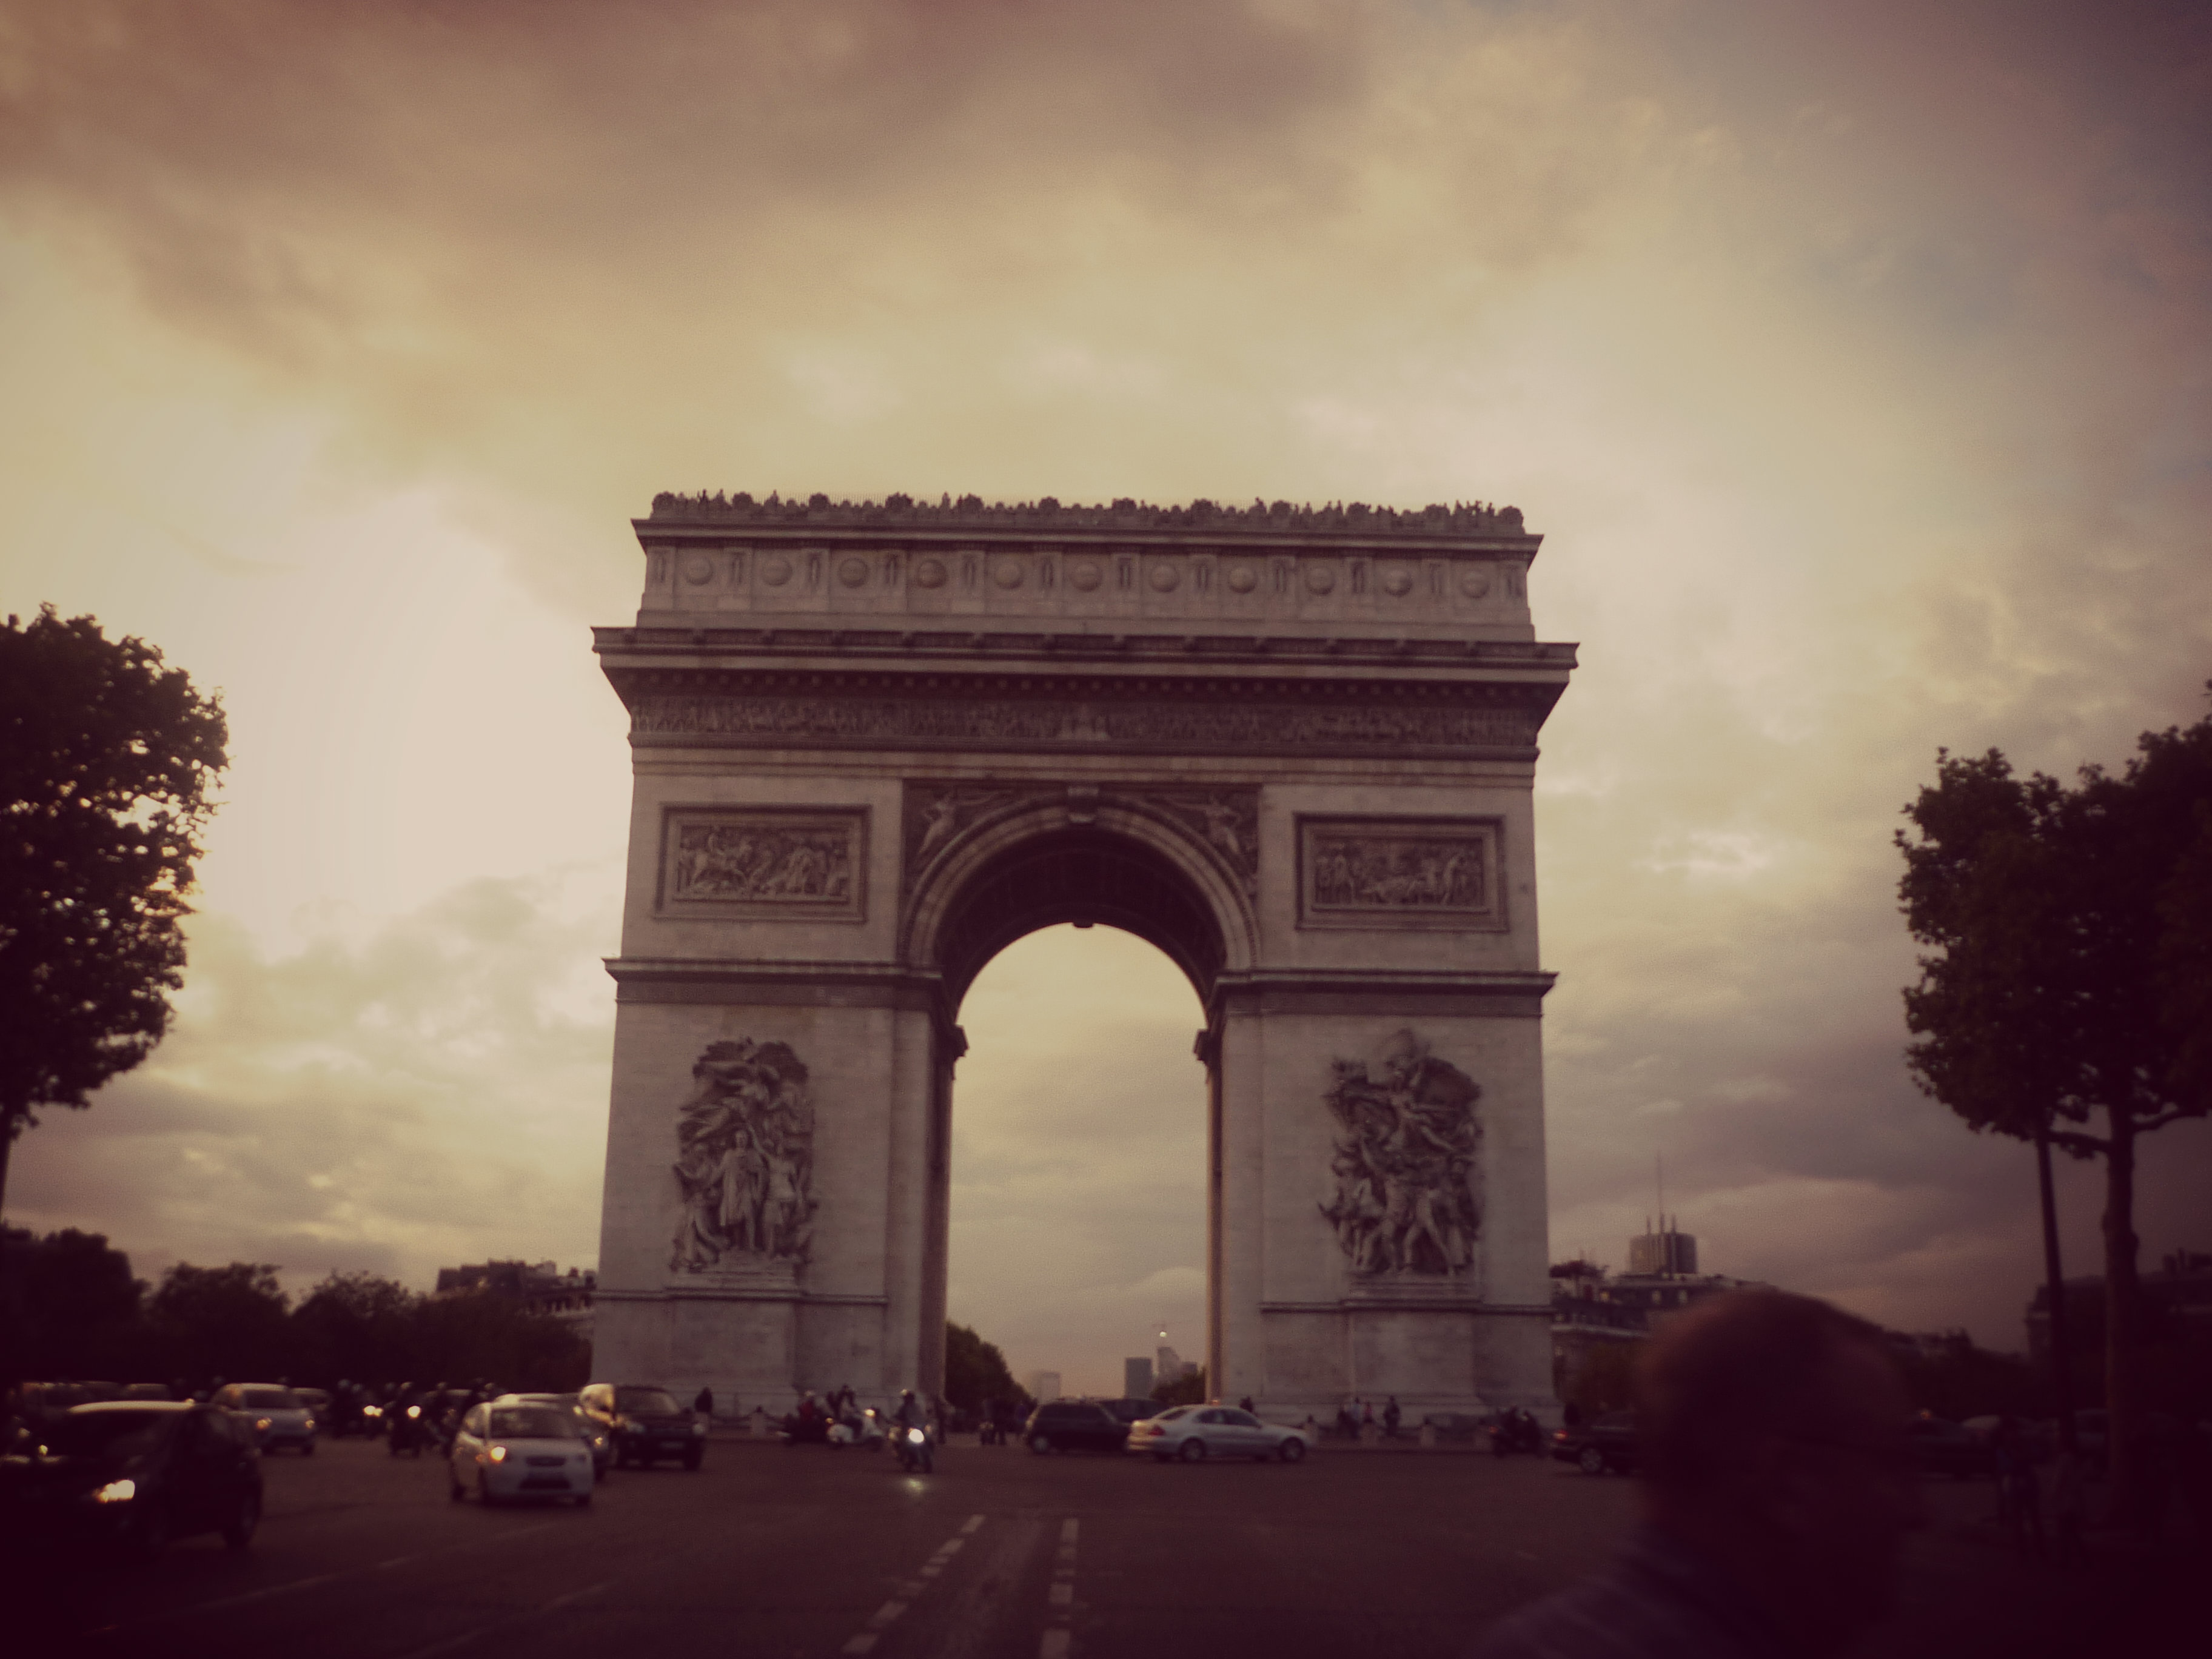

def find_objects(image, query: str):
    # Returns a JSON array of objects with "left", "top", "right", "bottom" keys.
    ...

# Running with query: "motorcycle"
[
  {"left": 387, "top": 1403, "right": 431, "bottom": 1458},
  {"left": 1488, "top": 1410, "right": 1543, "bottom": 1458},
  {"left": 893, "top": 1424, "right": 934, "bottom": 1475}
]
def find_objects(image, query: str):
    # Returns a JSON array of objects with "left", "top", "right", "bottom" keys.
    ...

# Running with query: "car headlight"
[
  {"left": 304, "top": 1418, "right": 317, "bottom": 1432},
  {"left": 94, "top": 1479, "right": 136, "bottom": 1504},
  {"left": 256, "top": 1418, "right": 273, "bottom": 1431},
  {"left": 488, "top": 1445, "right": 508, "bottom": 1463}
]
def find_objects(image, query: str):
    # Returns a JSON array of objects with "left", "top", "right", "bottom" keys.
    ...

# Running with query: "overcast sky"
[{"left": 4, "top": 1, "right": 2208, "bottom": 1398}]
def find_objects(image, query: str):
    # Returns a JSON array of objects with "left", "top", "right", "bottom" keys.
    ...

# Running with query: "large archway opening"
[
  {"left": 948, "top": 925, "right": 1207, "bottom": 1402},
  {"left": 911, "top": 815, "right": 1242, "bottom": 1404}
]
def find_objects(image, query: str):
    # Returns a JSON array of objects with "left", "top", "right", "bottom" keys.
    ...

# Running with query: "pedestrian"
[
  {"left": 694, "top": 1384, "right": 715, "bottom": 1418},
  {"left": 1467, "top": 1289, "right": 1928, "bottom": 1659},
  {"left": 1335, "top": 1402, "right": 1357, "bottom": 1440},
  {"left": 1360, "top": 1399, "right": 1375, "bottom": 1429},
  {"left": 1239, "top": 1396, "right": 1256, "bottom": 1413},
  {"left": 1384, "top": 1396, "right": 1402, "bottom": 1439}
]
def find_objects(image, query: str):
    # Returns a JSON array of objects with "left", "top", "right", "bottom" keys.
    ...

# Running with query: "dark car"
[
  {"left": 1023, "top": 1400, "right": 1127, "bottom": 1454},
  {"left": 1551, "top": 1410, "right": 1638, "bottom": 1475},
  {"left": 1906, "top": 1415, "right": 1993, "bottom": 1480},
  {"left": 0, "top": 1401, "right": 261, "bottom": 1560},
  {"left": 579, "top": 1383, "right": 706, "bottom": 1470},
  {"left": 1096, "top": 1398, "right": 1160, "bottom": 1426}
]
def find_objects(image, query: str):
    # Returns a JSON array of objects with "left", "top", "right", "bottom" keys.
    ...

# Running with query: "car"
[
  {"left": 1096, "top": 1397, "right": 1159, "bottom": 1426},
  {"left": 1128, "top": 1404, "right": 1310, "bottom": 1463},
  {"left": 0, "top": 1401, "right": 262, "bottom": 1560},
  {"left": 448, "top": 1401, "right": 597, "bottom": 1507},
  {"left": 503, "top": 1392, "right": 614, "bottom": 1476},
  {"left": 1022, "top": 1399, "right": 1129, "bottom": 1454},
  {"left": 213, "top": 1383, "right": 318, "bottom": 1453},
  {"left": 118, "top": 1383, "right": 177, "bottom": 1403},
  {"left": 1550, "top": 1411, "right": 1638, "bottom": 1475},
  {"left": 579, "top": 1382, "right": 706, "bottom": 1469},
  {"left": 1905, "top": 1415, "right": 1992, "bottom": 1480},
  {"left": 293, "top": 1387, "right": 333, "bottom": 1427}
]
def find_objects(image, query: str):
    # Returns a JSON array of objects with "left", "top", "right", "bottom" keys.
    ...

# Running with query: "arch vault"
[{"left": 592, "top": 494, "right": 1575, "bottom": 1419}]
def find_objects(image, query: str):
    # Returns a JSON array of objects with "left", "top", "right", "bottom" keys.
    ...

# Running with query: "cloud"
[
  {"left": 2, "top": 0, "right": 2208, "bottom": 1376},
  {"left": 5, "top": 875, "right": 619, "bottom": 1295}
]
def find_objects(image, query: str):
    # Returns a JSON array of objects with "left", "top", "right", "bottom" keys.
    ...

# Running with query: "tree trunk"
[
  {"left": 0, "top": 1111, "right": 15, "bottom": 1221},
  {"left": 2101, "top": 1106, "right": 2142, "bottom": 1527},
  {"left": 2034, "top": 1130, "right": 2078, "bottom": 1455}
]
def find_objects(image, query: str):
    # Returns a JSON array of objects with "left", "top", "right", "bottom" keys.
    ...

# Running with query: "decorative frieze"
[
  {"left": 635, "top": 692, "right": 1538, "bottom": 759},
  {"left": 659, "top": 806, "right": 866, "bottom": 922},
  {"left": 1297, "top": 815, "right": 1505, "bottom": 931}
]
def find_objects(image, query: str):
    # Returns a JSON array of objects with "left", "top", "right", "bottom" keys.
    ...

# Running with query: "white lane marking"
[
  {"left": 836, "top": 1520, "right": 990, "bottom": 1655},
  {"left": 1040, "top": 1513, "right": 1080, "bottom": 1659}
]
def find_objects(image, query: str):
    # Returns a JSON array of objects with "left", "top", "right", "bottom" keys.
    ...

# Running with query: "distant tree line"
[
  {"left": 942, "top": 1320, "right": 1026, "bottom": 1415},
  {"left": 1, "top": 1227, "right": 589, "bottom": 1393}
]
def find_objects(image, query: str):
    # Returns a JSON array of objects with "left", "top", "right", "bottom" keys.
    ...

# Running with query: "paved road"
[{"left": 16, "top": 1436, "right": 2188, "bottom": 1659}]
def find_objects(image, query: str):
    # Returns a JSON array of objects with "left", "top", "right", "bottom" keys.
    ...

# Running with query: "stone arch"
[{"left": 900, "top": 793, "right": 1257, "bottom": 1010}]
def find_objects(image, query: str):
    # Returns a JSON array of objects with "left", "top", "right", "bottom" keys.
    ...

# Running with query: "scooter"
[
  {"left": 828, "top": 1408, "right": 886, "bottom": 1452},
  {"left": 893, "top": 1424, "right": 934, "bottom": 1475}
]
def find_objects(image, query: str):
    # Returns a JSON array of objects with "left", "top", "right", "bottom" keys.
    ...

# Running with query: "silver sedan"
[{"left": 1127, "top": 1405, "right": 1310, "bottom": 1464}]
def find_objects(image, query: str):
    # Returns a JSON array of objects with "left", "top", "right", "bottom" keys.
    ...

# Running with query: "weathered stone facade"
[{"left": 592, "top": 494, "right": 1574, "bottom": 1420}]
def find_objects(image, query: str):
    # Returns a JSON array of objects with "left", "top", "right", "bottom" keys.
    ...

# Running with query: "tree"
[
  {"left": 1897, "top": 693, "right": 2212, "bottom": 1522},
  {"left": 1151, "top": 1365, "right": 1208, "bottom": 1407},
  {"left": 942, "top": 1321, "right": 1019, "bottom": 1413},
  {"left": 0, "top": 607, "right": 227, "bottom": 1211},
  {"left": 148, "top": 1262, "right": 291, "bottom": 1384},
  {"left": 289, "top": 1272, "right": 423, "bottom": 1387},
  {"left": 0, "top": 1225, "right": 150, "bottom": 1382}
]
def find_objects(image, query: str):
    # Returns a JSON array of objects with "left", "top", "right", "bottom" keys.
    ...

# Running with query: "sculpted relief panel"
[
  {"left": 1298, "top": 816, "right": 1503, "bottom": 931},
  {"left": 1319, "top": 1030, "right": 1482, "bottom": 1280},
  {"left": 669, "top": 1039, "right": 818, "bottom": 1278},
  {"left": 659, "top": 808, "right": 866, "bottom": 922}
]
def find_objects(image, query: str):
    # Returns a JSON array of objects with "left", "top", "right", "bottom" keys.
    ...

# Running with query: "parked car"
[
  {"left": 579, "top": 1383, "right": 706, "bottom": 1470},
  {"left": 1129, "top": 1404, "right": 1310, "bottom": 1464},
  {"left": 1550, "top": 1411, "right": 1638, "bottom": 1475},
  {"left": 1022, "top": 1399, "right": 1129, "bottom": 1454},
  {"left": 293, "top": 1387, "right": 332, "bottom": 1429},
  {"left": 1096, "top": 1398, "right": 1159, "bottom": 1426},
  {"left": 504, "top": 1392, "right": 614, "bottom": 1476},
  {"left": 0, "top": 1401, "right": 262, "bottom": 1559},
  {"left": 118, "top": 1383, "right": 176, "bottom": 1403},
  {"left": 213, "top": 1383, "right": 318, "bottom": 1453},
  {"left": 1905, "top": 1415, "right": 1992, "bottom": 1480},
  {"left": 448, "top": 1401, "right": 595, "bottom": 1507}
]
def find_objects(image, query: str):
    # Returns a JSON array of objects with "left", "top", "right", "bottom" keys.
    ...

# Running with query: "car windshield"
[
  {"left": 48, "top": 1410, "right": 176, "bottom": 1458},
  {"left": 614, "top": 1388, "right": 681, "bottom": 1415},
  {"left": 488, "top": 1407, "right": 577, "bottom": 1440},
  {"left": 241, "top": 1389, "right": 301, "bottom": 1409}
]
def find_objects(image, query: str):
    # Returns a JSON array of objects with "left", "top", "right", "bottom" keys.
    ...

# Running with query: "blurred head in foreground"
[{"left": 1637, "top": 1289, "right": 1926, "bottom": 1651}]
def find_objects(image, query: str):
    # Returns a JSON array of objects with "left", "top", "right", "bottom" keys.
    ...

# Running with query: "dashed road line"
[
  {"left": 1039, "top": 1517, "right": 1079, "bottom": 1659},
  {"left": 387, "top": 1577, "right": 612, "bottom": 1659},
  {"left": 840, "top": 1517, "right": 990, "bottom": 1655}
]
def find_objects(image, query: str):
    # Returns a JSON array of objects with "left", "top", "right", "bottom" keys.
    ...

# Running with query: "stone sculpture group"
[
  {"left": 1319, "top": 1031, "right": 1483, "bottom": 1277},
  {"left": 669, "top": 1039, "right": 818, "bottom": 1272},
  {"left": 671, "top": 821, "right": 854, "bottom": 905}
]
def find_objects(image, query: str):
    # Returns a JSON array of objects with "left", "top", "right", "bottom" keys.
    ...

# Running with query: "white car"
[
  {"left": 213, "top": 1383, "right": 317, "bottom": 1453},
  {"left": 449, "top": 1401, "right": 597, "bottom": 1506},
  {"left": 1127, "top": 1405, "right": 1310, "bottom": 1464}
]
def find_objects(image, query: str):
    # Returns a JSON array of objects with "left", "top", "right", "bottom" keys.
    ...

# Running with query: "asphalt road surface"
[{"left": 15, "top": 1436, "right": 2188, "bottom": 1659}]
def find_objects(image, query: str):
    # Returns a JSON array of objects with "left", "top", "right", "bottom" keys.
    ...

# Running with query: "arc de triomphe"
[{"left": 591, "top": 493, "right": 1575, "bottom": 1419}]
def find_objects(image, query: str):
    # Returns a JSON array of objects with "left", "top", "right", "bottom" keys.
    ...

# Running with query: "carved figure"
[
  {"left": 1318, "top": 1031, "right": 1481, "bottom": 1277},
  {"left": 669, "top": 1039, "right": 818, "bottom": 1272}
]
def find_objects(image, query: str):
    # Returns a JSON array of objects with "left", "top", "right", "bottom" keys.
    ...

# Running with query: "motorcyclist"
[{"left": 892, "top": 1390, "right": 932, "bottom": 1472}]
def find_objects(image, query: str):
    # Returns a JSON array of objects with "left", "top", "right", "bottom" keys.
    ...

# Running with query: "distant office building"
[
  {"left": 1627, "top": 1219, "right": 1698, "bottom": 1277},
  {"left": 1026, "top": 1371, "right": 1062, "bottom": 1403},
  {"left": 1124, "top": 1357, "right": 1155, "bottom": 1398},
  {"left": 1550, "top": 1231, "right": 1760, "bottom": 1399},
  {"left": 1156, "top": 1344, "right": 1197, "bottom": 1383}
]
